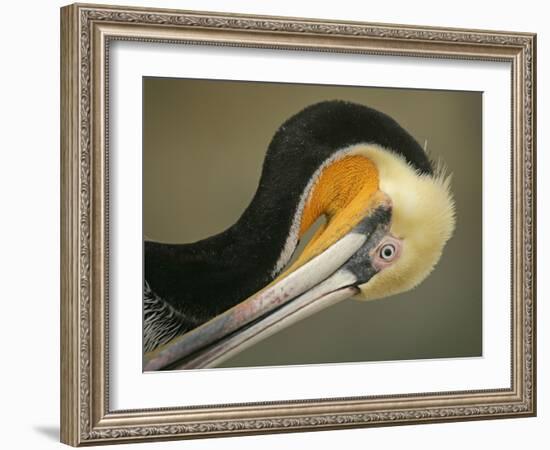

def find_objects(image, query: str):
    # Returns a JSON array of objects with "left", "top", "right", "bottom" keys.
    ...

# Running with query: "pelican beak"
[{"left": 144, "top": 193, "right": 392, "bottom": 371}]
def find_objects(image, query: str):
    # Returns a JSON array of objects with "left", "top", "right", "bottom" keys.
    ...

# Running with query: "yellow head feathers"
[{"left": 350, "top": 144, "right": 456, "bottom": 301}]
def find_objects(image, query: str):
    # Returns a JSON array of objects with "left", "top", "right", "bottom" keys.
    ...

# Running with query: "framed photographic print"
[{"left": 60, "top": 3, "right": 536, "bottom": 446}]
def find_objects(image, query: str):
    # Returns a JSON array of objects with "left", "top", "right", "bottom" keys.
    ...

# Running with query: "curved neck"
[
  {"left": 145, "top": 101, "right": 432, "bottom": 316},
  {"left": 226, "top": 101, "right": 431, "bottom": 278}
]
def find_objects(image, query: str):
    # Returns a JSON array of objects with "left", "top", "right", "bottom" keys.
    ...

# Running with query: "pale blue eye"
[{"left": 380, "top": 244, "right": 396, "bottom": 261}]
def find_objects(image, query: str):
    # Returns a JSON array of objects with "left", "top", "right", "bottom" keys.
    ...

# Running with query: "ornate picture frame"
[{"left": 60, "top": 3, "right": 536, "bottom": 446}]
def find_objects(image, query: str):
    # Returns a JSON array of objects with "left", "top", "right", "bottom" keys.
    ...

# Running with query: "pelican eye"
[{"left": 380, "top": 244, "right": 396, "bottom": 261}]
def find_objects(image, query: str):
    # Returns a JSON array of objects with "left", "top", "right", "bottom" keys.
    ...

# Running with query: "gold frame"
[{"left": 60, "top": 3, "right": 536, "bottom": 446}]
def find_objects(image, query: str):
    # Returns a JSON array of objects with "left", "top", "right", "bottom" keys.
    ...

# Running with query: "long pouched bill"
[
  {"left": 144, "top": 193, "right": 393, "bottom": 371},
  {"left": 171, "top": 271, "right": 360, "bottom": 369},
  {"left": 143, "top": 233, "right": 366, "bottom": 371}
]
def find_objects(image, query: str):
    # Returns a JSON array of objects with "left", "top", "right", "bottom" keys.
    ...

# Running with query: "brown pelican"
[{"left": 143, "top": 100, "right": 455, "bottom": 370}]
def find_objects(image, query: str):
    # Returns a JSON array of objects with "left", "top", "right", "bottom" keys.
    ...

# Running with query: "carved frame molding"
[{"left": 60, "top": 3, "right": 536, "bottom": 446}]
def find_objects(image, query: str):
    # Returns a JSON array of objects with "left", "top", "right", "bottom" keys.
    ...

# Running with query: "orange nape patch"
[
  {"left": 299, "top": 155, "right": 380, "bottom": 235},
  {"left": 278, "top": 155, "right": 380, "bottom": 279}
]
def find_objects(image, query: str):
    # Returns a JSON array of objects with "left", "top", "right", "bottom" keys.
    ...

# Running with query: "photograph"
[
  {"left": 142, "top": 79, "right": 480, "bottom": 371},
  {"left": 58, "top": 3, "right": 536, "bottom": 446}
]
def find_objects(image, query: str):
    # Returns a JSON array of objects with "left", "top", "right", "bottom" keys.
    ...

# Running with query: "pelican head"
[{"left": 351, "top": 144, "right": 455, "bottom": 301}]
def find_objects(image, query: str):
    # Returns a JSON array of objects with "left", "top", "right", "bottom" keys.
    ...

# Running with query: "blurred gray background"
[{"left": 143, "top": 77, "right": 482, "bottom": 368}]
